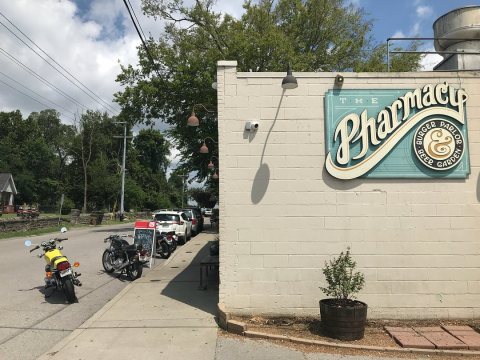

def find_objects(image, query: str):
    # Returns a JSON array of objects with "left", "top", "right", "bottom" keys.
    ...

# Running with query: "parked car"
[
  {"left": 152, "top": 209, "right": 169, "bottom": 219},
  {"left": 191, "top": 207, "right": 204, "bottom": 233},
  {"left": 203, "top": 208, "right": 213, "bottom": 217},
  {"left": 210, "top": 209, "right": 219, "bottom": 228},
  {"left": 17, "top": 205, "right": 39, "bottom": 219},
  {"left": 180, "top": 208, "right": 202, "bottom": 236},
  {"left": 153, "top": 211, "right": 192, "bottom": 244}
]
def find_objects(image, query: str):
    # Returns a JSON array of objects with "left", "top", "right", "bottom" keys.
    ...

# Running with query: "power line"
[
  {"left": 0, "top": 48, "right": 88, "bottom": 111},
  {"left": 0, "top": 78, "right": 75, "bottom": 122},
  {"left": 127, "top": 0, "right": 149, "bottom": 43},
  {"left": 122, "top": 0, "right": 161, "bottom": 77},
  {"left": 0, "top": 70, "right": 76, "bottom": 116},
  {"left": 0, "top": 14, "right": 120, "bottom": 115}
]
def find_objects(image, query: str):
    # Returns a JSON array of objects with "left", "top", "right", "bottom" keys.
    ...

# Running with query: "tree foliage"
[
  {"left": 115, "top": 0, "right": 422, "bottom": 187},
  {"left": 0, "top": 109, "right": 178, "bottom": 213}
]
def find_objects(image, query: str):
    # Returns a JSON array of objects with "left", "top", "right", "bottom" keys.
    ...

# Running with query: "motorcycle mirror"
[
  {"left": 24, "top": 240, "right": 32, "bottom": 247},
  {"left": 60, "top": 227, "right": 67, "bottom": 233}
]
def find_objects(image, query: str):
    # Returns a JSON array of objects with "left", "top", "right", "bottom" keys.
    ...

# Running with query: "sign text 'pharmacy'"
[{"left": 324, "top": 83, "right": 470, "bottom": 179}]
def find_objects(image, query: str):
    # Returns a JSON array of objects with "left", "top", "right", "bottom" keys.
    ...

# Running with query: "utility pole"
[
  {"left": 174, "top": 172, "right": 188, "bottom": 208},
  {"left": 114, "top": 122, "right": 132, "bottom": 221},
  {"left": 179, "top": 173, "right": 187, "bottom": 208}
]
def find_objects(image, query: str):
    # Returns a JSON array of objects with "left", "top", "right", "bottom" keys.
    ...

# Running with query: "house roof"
[{"left": 0, "top": 173, "right": 17, "bottom": 194}]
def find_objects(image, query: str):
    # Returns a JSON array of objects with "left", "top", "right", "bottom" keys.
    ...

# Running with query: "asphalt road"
[{"left": 0, "top": 222, "right": 161, "bottom": 360}]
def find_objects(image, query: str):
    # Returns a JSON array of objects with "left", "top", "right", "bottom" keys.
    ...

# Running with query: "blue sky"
[
  {"left": 353, "top": 0, "right": 477, "bottom": 43},
  {"left": 72, "top": 0, "right": 479, "bottom": 46}
]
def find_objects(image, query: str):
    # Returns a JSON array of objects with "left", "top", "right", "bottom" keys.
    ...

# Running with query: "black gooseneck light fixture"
[{"left": 281, "top": 63, "right": 298, "bottom": 89}]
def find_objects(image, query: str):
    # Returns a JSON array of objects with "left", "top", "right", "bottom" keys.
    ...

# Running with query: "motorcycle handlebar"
[
  {"left": 56, "top": 237, "right": 68, "bottom": 241},
  {"left": 104, "top": 234, "right": 132, "bottom": 242},
  {"left": 29, "top": 245, "right": 40, "bottom": 253}
]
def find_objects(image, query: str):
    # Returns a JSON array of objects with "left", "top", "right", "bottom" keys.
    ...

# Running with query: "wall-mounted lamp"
[
  {"left": 207, "top": 156, "right": 218, "bottom": 170},
  {"left": 335, "top": 74, "right": 344, "bottom": 85},
  {"left": 187, "top": 104, "right": 214, "bottom": 127},
  {"left": 281, "top": 63, "right": 298, "bottom": 89},
  {"left": 199, "top": 137, "right": 218, "bottom": 154},
  {"left": 212, "top": 171, "right": 219, "bottom": 180}
]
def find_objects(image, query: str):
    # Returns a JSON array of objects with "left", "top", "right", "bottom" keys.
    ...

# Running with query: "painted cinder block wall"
[{"left": 216, "top": 60, "right": 480, "bottom": 319}]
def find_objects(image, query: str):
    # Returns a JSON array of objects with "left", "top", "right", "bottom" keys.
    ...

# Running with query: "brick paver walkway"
[{"left": 385, "top": 325, "right": 480, "bottom": 350}]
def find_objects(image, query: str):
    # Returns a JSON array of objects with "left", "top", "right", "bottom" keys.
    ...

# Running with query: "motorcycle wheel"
[
  {"left": 159, "top": 241, "right": 171, "bottom": 259},
  {"left": 62, "top": 277, "right": 77, "bottom": 303},
  {"left": 126, "top": 261, "right": 143, "bottom": 281},
  {"left": 102, "top": 250, "right": 115, "bottom": 273}
]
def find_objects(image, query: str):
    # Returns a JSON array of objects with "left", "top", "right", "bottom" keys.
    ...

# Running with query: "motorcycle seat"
[{"left": 123, "top": 244, "right": 140, "bottom": 251}]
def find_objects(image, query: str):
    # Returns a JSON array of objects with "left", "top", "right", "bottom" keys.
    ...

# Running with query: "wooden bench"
[{"left": 199, "top": 255, "right": 219, "bottom": 290}]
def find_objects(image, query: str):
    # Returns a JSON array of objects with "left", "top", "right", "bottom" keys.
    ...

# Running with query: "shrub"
[{"left": 320, "top": 247, "right": 365, "bottom": 301}]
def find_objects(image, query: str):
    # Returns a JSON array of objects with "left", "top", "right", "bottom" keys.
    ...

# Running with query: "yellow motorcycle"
[{"left": 24, "top": 228, "right": 82, "bottom": 303}]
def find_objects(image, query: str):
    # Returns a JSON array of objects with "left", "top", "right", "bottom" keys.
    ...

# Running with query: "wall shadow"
[
  {"left": 251, "top": 89, "right": 286, "bottom": 204},
  {"left": 159, "top": 241, "right": 219, "bottom": 317}
]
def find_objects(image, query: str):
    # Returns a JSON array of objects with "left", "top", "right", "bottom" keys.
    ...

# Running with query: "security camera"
[{"left": 245, "top": 121, "right": 259, "bottom": 131}]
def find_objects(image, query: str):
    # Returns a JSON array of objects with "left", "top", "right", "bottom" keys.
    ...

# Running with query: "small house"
[{"left": 0, "top": 173, "right": 17, "bottom": 213}]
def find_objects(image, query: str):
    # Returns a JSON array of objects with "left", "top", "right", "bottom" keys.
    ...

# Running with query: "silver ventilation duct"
[{"left": 433, "top": 6, "right": 480, "bottom": 71}]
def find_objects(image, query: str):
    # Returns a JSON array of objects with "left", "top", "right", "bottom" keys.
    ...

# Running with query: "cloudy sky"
[{"left": 0, "top": 0, "right": 476, "bottom": 125}]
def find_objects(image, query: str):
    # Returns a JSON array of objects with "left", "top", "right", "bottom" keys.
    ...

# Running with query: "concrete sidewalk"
[
  {"left": 35, "top": 230, "right": 438, "bottom": 360},
  {"left": 38, "top": 231, "right": 219, "bottom": 360}
]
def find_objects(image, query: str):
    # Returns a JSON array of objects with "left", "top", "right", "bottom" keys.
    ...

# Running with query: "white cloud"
[
  {"left": 420, "top": 52, "right": 443, "bottom": 71},
  {"left": 346, "top": 0, "right": 361, "bottom": 8},
  {"left": 0, "top": 0, "right": 145, "bottom": 123},
  {"left": 416, "top": 6, "right": 433, "bottom": 17},
  {"left": 212, "top": 0, "right": 245, "bottom": 19},
  {"left": 411, "top": 22, "right": 421, "bottom": 36},
  {"left": 391, "top": 31, "right": 406, "bottom": 38}
]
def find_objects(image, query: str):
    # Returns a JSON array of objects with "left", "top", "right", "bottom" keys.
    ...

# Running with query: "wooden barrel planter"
[{"left": 319, "top": 298, "right": 368, "bottom": 340}]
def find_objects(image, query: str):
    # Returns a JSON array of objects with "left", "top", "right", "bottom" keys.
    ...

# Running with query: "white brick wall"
[{"left": 217, "top": 61, "right": 480, "bottom": 319}]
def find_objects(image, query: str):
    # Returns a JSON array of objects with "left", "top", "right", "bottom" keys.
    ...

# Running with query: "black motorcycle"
[
  {"left": 156, "top": 231, "right": 177, "bottom": 259},
  {"left": 102, "top": 234, "right": 147, "bottom": 280}
]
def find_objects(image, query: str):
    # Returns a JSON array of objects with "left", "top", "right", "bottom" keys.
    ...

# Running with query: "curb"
[{"left": 217, "top": 306, "right": 480, "bottom": 357}]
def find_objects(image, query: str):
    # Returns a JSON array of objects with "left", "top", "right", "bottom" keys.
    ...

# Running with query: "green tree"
[
  {"left": 189, "top": 187, "right": 217, "bottom": 209},
  {"left": 127, "top": 128, "right": 172, "bottom": 210},
  {"left": 68, "top": 111, "right": 122, "bottom": 212},
  {"left": 168, "top": 168, "right": 188, "bottom": 207},
  {"left": 28, "top": 110, "right": 75, "bottom": 181},
  {"left": 0, "top": 110, "right": 59, "bottom": 207},
  {"left": 116, "top": 0, "right": 421, "bottom": 186}
]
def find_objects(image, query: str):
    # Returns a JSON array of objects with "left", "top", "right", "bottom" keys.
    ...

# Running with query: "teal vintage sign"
[{"left": 325, "top": 83, "right": 470, "bottom": 179}]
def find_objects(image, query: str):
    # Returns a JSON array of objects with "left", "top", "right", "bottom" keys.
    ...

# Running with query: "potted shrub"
[{"left": 319, "top": 247, "right": 367, "bottom": 340}]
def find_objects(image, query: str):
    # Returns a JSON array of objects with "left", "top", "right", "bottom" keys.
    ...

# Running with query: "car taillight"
[
  {"left": 140, "top": 249, "right": 147, "bottom": 256},
  {"left": 57, "top": 261, "right": 70, "bottom": 271},
  {"left": 192, "top": 219, "right": 197, "bottom": 225}
]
